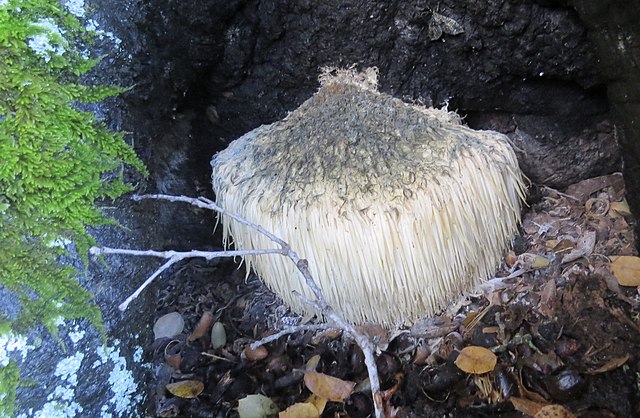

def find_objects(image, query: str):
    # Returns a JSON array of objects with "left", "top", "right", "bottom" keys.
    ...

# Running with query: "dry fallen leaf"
[
  {"left": 356, "top": 322, "right": 389, "bottom": 349},
  {"left": 153, "top": 312, "right": 184, "bottom": 340},
  {"left": 561, "top": 230, "right": 596, "bottom": 264},
  {"left": 305, "top": 393, "right": 327, "bottom": 414},
  {"left": 210, "top": 322, "right": 227, "bottom": 349},
  {"left": 165, "top": 380, "right": 204, "bottom": 399},
  {"left": 188, "top": 311, "right": 214, "bottom": 341},
  {"left": 237, "top": 394, "right": 279, "bottom": 418},
  {"left": 243, "top": 345, "right": 269, "bottom": 361},
  {"left": 305, "top": 354, "right": 321, "bottom": 372},
  {"left": 534, "top": 404, "right": 576, "bottom": 418},
  {"left": 310, "top": 328, "right": 342, "bottom": 344},
  {"left": 454, "top": 346, "right": 497, "bottom": 374},
  {"left": 279, "top": 402, "right": 320, "bottom": 418},
  {"left": 164, "top": 340, "right": 182, "bottom": 369},
  {"left": 304, "top": 372, "right": 356, "bottom": 402},
  {"left": 610, "top": 199, "right": 631, "bottom": 216},
  {"left": 518, "top": 253, "right": 551, "bottom": 269},
  {"left": 550, "top": 239, "right": 574, "bottom": 255},
  {"left": 610, "top": 256, "right": 640, "bottom": 286},
  {"left": 510, "top": 396, "right": 548, "bottom": 416},
  {"left": 587, "top": 354, "right": 630, "bottom": 374}
]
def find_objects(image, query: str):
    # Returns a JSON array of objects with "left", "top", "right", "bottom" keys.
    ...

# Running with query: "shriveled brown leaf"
[
  {"left": 356, "top": 322, "right": 389, "bottom": 349},
  {"left": 561, "top": 230, "right": 596, "bottom": 264},
  {"left": 243, "top": 345, "right": 269, "bottom": 361},
  {"left": 565, "top": 174, "right": 624, "bottom": 203},
  {"left": 539, "top": 279, "right": 557, "bottom": 317},
  {"left": 534, "top": 404, "right": 576, "bottom": 418},
  {"left": 454, "top": 346, "right": 497, "bottom": 374},
  {"left": 279, "top": 402, "right": 319, "bottom": 418},
  {"left": 188, "top": 311, "right": 214, "bottom": 341},
  {"left": 549, "top": 239, "right": 574, "bottom": 255},
  {"left": 610, "top": 256, "right": 640, "bottom": 286},
  {"left": 516, "top": 371, "right": 549, "bottom": 403},
  {"left": 311, "top": 328, "right": 342, "bottom": 344},
  {"left": 587, "top": 354, "right": 629, "bottom": 374},
  {"left": 166, "top": 380, "right": 204, "bottom": 398},
  {"left": 164, "top": 340, "right": 182, "bottom": 369},
  {"left": 585, "top": 197, "right": 610, "bottom": 216},
  {"left": 304, "top": 372, "right": 356, "bottom": 402},
  {"left": 510, "top": 396, "right": 548, "bottom": 416}
]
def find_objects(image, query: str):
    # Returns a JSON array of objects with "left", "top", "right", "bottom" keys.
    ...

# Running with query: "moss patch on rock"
[{"left": 0, "top": 0, "right": 145, "bottom": 414}]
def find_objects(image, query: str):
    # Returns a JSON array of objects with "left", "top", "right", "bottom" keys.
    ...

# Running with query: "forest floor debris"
[{"left": 149, "top": 174, "right": 639, "bottom": 417}]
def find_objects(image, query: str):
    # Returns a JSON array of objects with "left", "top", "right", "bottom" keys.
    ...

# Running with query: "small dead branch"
[
  {"left": 91, "top": 193, "right": 385, "bottom": 418},
  {"left": 249, "top": 324, "right": 338, "bottom": 349},
  {"left": 89, "top": 246, "right": 283, "bottom": 311}
]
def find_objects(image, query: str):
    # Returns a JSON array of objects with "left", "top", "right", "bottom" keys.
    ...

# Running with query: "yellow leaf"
[
  {"left": 531, "top": 255, "right": 550, "bottom": 269},
  {"left": 610, "top": 199, "right": 631, "bottom": 216},
  {"left": 519, "top": 253, "right": 550, "bottom": 269},
  {"left": 454, "top": 346, "right": 497, "bottom": 374},
  {"left": 279, "top": 402, "right": 319, "bottom": 418},
  {"left": 304, "top": 372, "right": 356, "bottom": 402},
  {"left": 534, "top": 404, "right": 576, "bottom": 418},
  {"left": 610, "top": 256, "right": 640, "bottom": 286},
  {"left": 510, "top": 396, "right": 547, "bottom": 416},
  {"left": 165, "top": 380, "right": 204, "bottom": 398},
  {"left": 305, "top": 393, "right": 327, "bottom": 414},
  {"left": 305, "top": 354, "right": 321, "bottom": 372}
]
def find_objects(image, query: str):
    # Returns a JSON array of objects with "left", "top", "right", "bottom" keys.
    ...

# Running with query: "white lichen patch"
[
  {"left": 0, "top": 332, "right": 33, "bottom": 367},
  {"left": 27, "top": 19, "right": 67, "bottom": 63},
  {"left": 84, "top": 18, "right": 123, "bottom": 50},
  {"left": 68, "top": 329, "right": 85, "bottom": 344},
  {"left": 18, "top": 353, "right": 86, "bottom": 418},
  {"left": 95, "top": 340, "right": 144, "bottom": 417},
  {"left": 8, "top": 327, "right": 146, "bottom": 417},
  {"left": 62, "top": 0, "right": 85, "bottom": 18},
  {"left": 41, "top": 353, "right": 85, "bottom": 417}
]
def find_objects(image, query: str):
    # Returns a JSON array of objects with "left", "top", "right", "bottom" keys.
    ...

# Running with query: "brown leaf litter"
[{"left": 150, "top": 173, "right": 639, "bottom": 417}]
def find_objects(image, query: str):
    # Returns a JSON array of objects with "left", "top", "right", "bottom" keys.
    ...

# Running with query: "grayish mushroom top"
[{"left": 213, "top": 70, "right": 511, "bottom": 212}]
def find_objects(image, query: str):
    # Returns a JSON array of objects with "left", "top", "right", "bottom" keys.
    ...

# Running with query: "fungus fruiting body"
[{"left": 211, "top": 68, "right": 526, "bottom": 327}]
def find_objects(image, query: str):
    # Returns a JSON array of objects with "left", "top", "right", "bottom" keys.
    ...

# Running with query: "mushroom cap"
[{"left": 211, "top": 68, "right": 526, "bottom": 326}]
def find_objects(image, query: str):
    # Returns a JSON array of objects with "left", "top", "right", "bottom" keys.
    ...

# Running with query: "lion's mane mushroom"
[{"left": 211, "top": 68, "right": 526, "bottom": 327}]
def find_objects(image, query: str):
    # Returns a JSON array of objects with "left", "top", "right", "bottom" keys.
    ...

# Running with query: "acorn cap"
[{"left": 211, "top": 68, "right": 526, "bottom": 326}]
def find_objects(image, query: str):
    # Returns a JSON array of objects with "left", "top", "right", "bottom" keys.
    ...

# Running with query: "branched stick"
[
  {"left": 93, "top": 193, "right": 385, "bottom": 418},
  {"left": 89, "top": 246, "right": 285, "bottom": 311},
  {"left": 250, "top": 324, "right": 338, "bottom": 349}
]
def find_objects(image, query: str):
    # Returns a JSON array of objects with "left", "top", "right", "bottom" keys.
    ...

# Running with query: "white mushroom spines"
[{"left": 211, "top": 68, "right": 526, "bottom": 326}]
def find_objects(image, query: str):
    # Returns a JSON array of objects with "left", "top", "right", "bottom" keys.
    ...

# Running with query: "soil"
[{"left": 147, "top": 174, "right": 639, "bottom": 417}]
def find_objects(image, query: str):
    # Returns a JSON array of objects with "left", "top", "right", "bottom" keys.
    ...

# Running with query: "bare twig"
[
  {"left": 118, "top": 257, "right": 176, "bottom": 311},
  {"left": 93, "top": 193, "right": 385, "bottom": 418},
  {"left": 541, "top": 185, "right": 581, "bottom": 202},
  {"left": 249, "top": 324, "right": 337, "bottom": 349},
  {"left": 89, "top": 246, "right": 284, "bottom": 311},
  {"left": 132, "top": 194, "right": 287, "bottom": 247},
  {"left": 89, "top": 246, "right": 284, "bottom": 260}
]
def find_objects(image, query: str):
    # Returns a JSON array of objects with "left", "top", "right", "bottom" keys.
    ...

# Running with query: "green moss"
[
  {"left": 0, "top": 0, "right": 146, "bottom": 414},
  {"left": 0, "top": 361, "right": 20, "bottom": 417}
]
